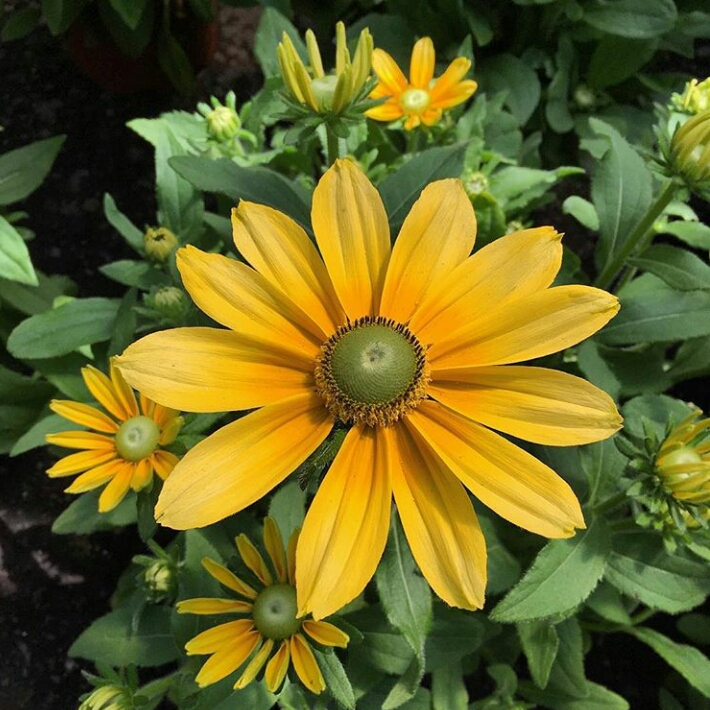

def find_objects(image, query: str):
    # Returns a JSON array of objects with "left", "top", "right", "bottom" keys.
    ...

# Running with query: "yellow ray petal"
[
  {"left": 290, "top": 634, "right": 325, "bottom": 694},
  {"left": 232, "top": 202, "right": 344, "bottom": 337},
  {"left": 365, "top": 101, "right": 405, "bottom": 121},
  {"left": 264, "top": 640, "right": 290, "bottom": 693},
  {"left": 176, "top": 246, "right": 321, "bottom": 364},
  {"left": 186, "top": 618, "right": 256, "bottom": 655},
  {"left": 155, "top": 393, "right": 333, "bottom": 530},
  {"left": 410, "top": 226, "right": 563, "bottom": 343},
  {"left": 64, "top": 459, "right": 125, "bottom": 494},
  {"left": 82, "top": 365, "right": 129, "bottom": 421},
  {"left": 430, "top": 80, "right": 477, "bottom": 110},
  {"left": 371, "top": 48, "right": 408, "bottom": 95},
  {"left": 194, "top": 630, "right": 261, "bottom": 687},
  {"left": 234, "top": 638, "right": 274, "bottom": 689},
  {"left": 109, "top": 359, "right": 138, "bottom": 419},
  {"left": 428, "top": 285, "right": 619, "bottom": 370},
  {"left": 158, "top": 415, "right": 183, "bottom": 446},
  {"left": 380, "top": 179, "right": 475, "bottom": 323},
  {"left": 392, "top": 421, "right": 486, "bottom": 609},
  {"left": 410, "top": 37, "right": 435, "bottom": 89},
  {"left": 177, "top": 598, "right": 253, "bottom": 615},
  {"left": 49, "top": 400, "right": 118, "bottom": 433},
  {"left": 150, "top": 402, "right": 180, "bottom": 429},
  {"left": 236, "top": 534, "right": 273, "bottom": 586},
  {"left": 296, "top": 426, "right": 392, "bottom": 620},
  {"left": 429, "top": 57, "right": 472, "bottom": 105},
  {"left": 302, "top": 620, "right": 349, "bottom": 648},
  {"left": 408, "top": 401, "right": 585, "bottom": 538},
  {"left": 151, "top": 449, "right": 179, "bottom": 481},
  {"left": 420, "top": 107, "right": 443, "bottom": 126},
  {"left": 312, "top": 159, "right": 391, "bottom": 320},
  {"left": 116, "top": 327, "right": 313, "bottom": 414},
  {"left": 98, "top": 463, "right": 135, "bottom": 512},
  {"left": 47, "top": 448, "right": 117, "bottom": 478},
  {"left": 430, "top": 366, "right": 622, "bottom": 445},
  {"left": 263, "top": 518, "right": 287, "bottom": 582},
  {"left": 46, "top": 430, "right": 115, "bottom": 451},
  {"left": 202, "top": 558, "right": 257, "bottom": 599},
  {"left": 130, "top": 459, "right": 153, "bottom": 492}
]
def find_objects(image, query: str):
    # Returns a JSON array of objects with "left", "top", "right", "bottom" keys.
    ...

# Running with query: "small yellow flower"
[
  {"left": 177, "top": 518, "right": 349, "bottom": 694},
  {"left": 366, "top": 37, "right": 477, "bottom": 130},
  {"left": 46, "top": 359, "right": 183, "bottom": 512},
  {"left": 656, "top": 409, "right": 710, "bottom": 504},
  {"left": 672, "top": 77, "right": 710, "bottom": 115},
  {"left": 144, "top": 226, "right": 178, "bottom": 262},
  {"left": 277, "top": 22, "right": 373, "bottom": 114}
]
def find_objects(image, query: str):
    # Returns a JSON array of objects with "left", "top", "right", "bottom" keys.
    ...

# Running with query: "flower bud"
[
  {"left": 671, "top": 77, "right": 710, "bottom": 116},
  {"left": 152, "top": 286, "right": 189, "bottom": 321},
  {"left": 668, "top": 110, "right": 710, "bottom": 199},
  {"left": 143, "top": 227, "right": 178, "bottom": 262},
  {"left": 79, "top": 685, "right": 131, "bottom": 710},
  {"left": 462, "top": 170, "right": 489, "bottom": 199}
]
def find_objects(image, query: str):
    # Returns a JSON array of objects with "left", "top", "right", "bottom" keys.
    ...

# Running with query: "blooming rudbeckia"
[
  {"left": 366, "top": 37, "right": 477, "bottom": 129},
  {"left": 116, "top": 159, "right": 621, "bottom": 618},
  {"left": 46, "top": 359, "right": 183, "bottom": 512},
  {"left": 177, "top": 518, "right": 349, "bottom": 693}
]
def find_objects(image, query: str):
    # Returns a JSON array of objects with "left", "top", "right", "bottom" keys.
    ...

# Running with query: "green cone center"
[
  {"left": 252, "top": 583, "right": 301, "bottom": 640},
  {"left": 400, "top": 88, "right": 430, "bottom": 113},
  {"left": 661, "top": 445, "right": 703, "bottom": 468},
  {"left": 330, "top": 324, "right": 418, "bottom": 405},
  {"left": 115, "top": 415, "right": 160, "bottom": 462},
  {"left": 311, "top": 75, "right": 339, "bottom": 110}
]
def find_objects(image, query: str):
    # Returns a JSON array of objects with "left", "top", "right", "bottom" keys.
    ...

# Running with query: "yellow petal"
[
  {"left": 150, "top": 402, "right": 180, "bottom": 429},
  {"left": 430, "top": 366, "right": 622, "bottom": 445},
  {"left": 408, "top": 401, "right": 585, "bottom": 538},
  {"left": 429, "top": 57, "right": 472, "bottom": 105},
  {"left": 410, "top": 226, "right": 563, "bottom": 343},
  {"left": 302, "top": 620, "right": 349, "bottom": 648},
  {"left": 116, "top": 327, "right": 313, "bottom": 413},
  {"left": 177, "top": 598, "right": 253, "bottom": 615},
  {"left": 365, "top": 101, "right": 405, "bottom": 122},
  {"left": 47, "top": 448, "right": 117, "bottom": 477},
  {"left": 98, "top": 462, "right": 134, "bottom": 512},
  {"left": 194, "top": 630, "right": 261, "bottom": 687},
  {"left": 420, "top": 107, "right": 443, "bottom": 126},
  {"left": 236, "top": 533, "right": 273, "bottom": 586},
  {"left": 430, "top": 80, "right": 477, "bottom": 110},
  {"left": 202, "top": 558, "right": 257, "bottom": 599},
  {"left": 410, "top": 37, "right": 435, "bottom": 88},
  {"left": 428, "top": 285, "right": 620, "bottom": 370},
  {"left": 151, "top": 449, "right": 179, "bottom": 481},
  {"left": 392, "top": 421, "right": 486, "bottom": 610},
  {"left": 290, "top": 634, "right": 325, "bottom": 694},
  {"left": 81, "top": 365, "right": 129, "bottom": 421},
  {"left": 234, "top": 638, "right": 274, "bottom": 689},
  {"left": 186, "top": 618, "right": 256, "bottom": 655},
  {"left": 264, "top": 640, "right": 290, "bottom": 693},
  {"left": 46, "top": 430, "right": 115, "bottom": 451},
  {"left": 296, "top": 426, "right": 392, "bottom": 620},
  {"left": 155, "top": 393, "right": 333, "bottom": 530},
  {"left": 49, "top": 400, "right": 118, "bottom": 433},
  {"left": 158, "top": 415, "right": 183, "bottom": 446},
  {"left": 380, "top": 179, "right": 475, "bottom": 323},
  {"left": 371, "top": 48, "right": 408, "bottom": 96},
  {"left": 231, "top": 202, "right": 344, "bottom": 337},
  {"left": 312, "top": 159, "right": 391, "bottom": 320},
  {"left": 263, "top": 518, "right": 287, "bottom": 582},
  {"left": 109, "top": 359, "right": 138, "bottom": 418},
  {"left": 64, "top": 459, "right": 125, "bottom": 494},
  {"left": 130, "top": 458, "right": 153, "bottom": 492},
  {"left": 176, "top": 246, "right": 321, "bottom": 365}
]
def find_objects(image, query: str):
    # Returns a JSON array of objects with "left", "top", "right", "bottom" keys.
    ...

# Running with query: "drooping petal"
[
  {"left": 116, "top": 328, "right": 313, "bottom": 413},
  {"left": 81, "top": 365, "right": 129, "bottom": 421},
  {"left": 151, "top": 449, "right": 179, "bottom": 480},
  {"left": 408, "top": 401, "right": 585, "bottom": 538},
  {"left": 391, "top": 420, "right": 486, "bottom": 610},
  {"left": 236, "top": 534, "right": 273, "bottom": 586},
  {"left": 430, "top": 80, "right": 477, "bottom": 110},
  {"left": 46, "top": 448, "right": 117, "bottom": 477},
  {"left": 290, "top": 634, "right": 325, "bottom": 694},
  {"left": 177, "top": 246, "right": 321, "bottom": 363},
  {"left": 312, "top": 159, "right": 391, "bottom": 319},
  {"left": 430, "top": 366, "right": 622, "bottom": 445},
  {"left": 234, "top": 638, "right": 274, "bottom": 689},
  {"left": 264, "top": 640, "right": 290, "bottom": 693},
  {"left": 410, "top": 227, "right": 563, "bottom": 342},
  {"left": 365, "top": 101, "right": 404, "bottom": 122},
  {"left": 428, "top": 57, "right": 473, "bottom": 105},
  {"left": 302, "top": 620, "right": 349, "bottom": 648},
  {"left": 202, "top": 558, "right": 257, "bottom": 599},
  {"left": 130, "top": 458, "right": 153, "bottom": 492},
  {"left": 371, "top": 48, "right": 408, "bottom": 96},
  {"left": 46, "top": 430, "right": 115, "bottom": 451},
  {"left": 177, "top": 598, "right": 253, "bottom": 615},
  {"left": 49, "top": 400, "right": 118, "bottom": 433},
  {"left": 428, "top": 286, "right": 620, "bottom": 370},
  {"left": 158, "top": 415, "right": 183, "bottom": 446},
  {"left": 380, "top": 179, "right": 475, "bottom": 323},
  {"left": 186, "top": 619, "right": 256, "bottom": 655},
  {"left": 109, "top": 360, "right": 139, "bottom": 419},
  {"left": 64, "top": 459, "right": 126, "bottom": 494},
  {"left": 98, "top": 462, "right": 135, "bottom": 512},
  {"left": 194, "top": 630, "right": 261, "bottom": 687},
  {"left": 410, "top": 37, "right": 435, "bottom": 89},
  {"left": 231, "top": 202, "right": 344, "bottom": 337},
  {"left": 155, "top": 393, "right": 333, "bottom": 530},
  {"left": 296, "top": 426, "right": 393, "bottom": 620},
  {"left": 263, "top": 518, "right": 287, "bottom": 582}
]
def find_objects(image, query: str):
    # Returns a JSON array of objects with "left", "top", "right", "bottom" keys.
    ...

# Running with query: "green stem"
[
  {"left": 630, "top": 609, "right": 657, "bottom": 626},
  {"left": 325, "top": 123, "right": 343, "bottom": 166},
  {"left": 594, "top": 180, "right": 677, "bottom": 291}
]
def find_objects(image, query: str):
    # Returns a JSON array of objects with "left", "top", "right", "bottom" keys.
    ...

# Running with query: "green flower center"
[
  {"left": 315, "top": 316, "right": 429, "bottom": 427},
  {"left": 311, "top": 75, "right": 339, "bottom": 110},
  {"left": 115, "top": 415, "right": 160, "bottom": 462},
  {"left": 400, "top": 88, "right": 430, "bottom": 113},
  {"left": 252, "top": 583, "right": 301, "bottom": 640}
]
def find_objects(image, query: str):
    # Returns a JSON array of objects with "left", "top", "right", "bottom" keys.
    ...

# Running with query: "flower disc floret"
[
  {"left": 115, "top": 415, "right": 161, "bottom": 462},
  {"left": 253, "top": 583, "right": 301, "bottom": 640}
]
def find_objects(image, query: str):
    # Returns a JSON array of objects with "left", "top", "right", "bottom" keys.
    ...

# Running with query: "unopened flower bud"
[
  {"left": 79, "top": 685, "right": 131, "bottom": 710},
  {"left": 144, "top": 227, "right": 178, "bottom": 262},
  {"left": 573, "top": 84, "right": 596, "bottom": 110},
  {"left": 462, "top": 170, "right": 489, "bottom": 199},
  {"left": 669, "top": 110, "right": 710, "bottom": 199},
  {"left": 152, "top": 286, "right": 189, "bottom": 320},
  {"left": 671, "top": 77, "right": 710, "bottom": 115}
]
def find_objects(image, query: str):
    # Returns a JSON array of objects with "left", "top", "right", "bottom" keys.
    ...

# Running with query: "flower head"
[
  {"left": 46, "top": 359, "right": 183, "bottom": 512},
  {"left": 668, "top": 110, "right": 710, "bottom": 199},
  {"left": 366, "top": 37, "right": 477, "bottom": 129},
  {"left": 177, "top": 518, "right": 349, "bottom": 693},
  {"left": 671, "top": 77, "right": 710, "bottom": 115},
  {"left": 144, "top": 226, "right": 178, "bottom": 262},
  {"left": 79, "top": 685, "right": 131, "bottom": 710},
  {"left": 198, "top": 91, "right": 242, "bottom": 141},
  {"left": 277, "top": 22, "right": 373, "bottom": 115},
  {"left": 117, "top": 159, "right": 621, "bottom": 617}
]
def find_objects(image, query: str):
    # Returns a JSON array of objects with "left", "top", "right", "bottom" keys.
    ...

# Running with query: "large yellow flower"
[
  {"left": 46, "top": 359, "right": 183, "bottom": 512},
  {"left": 366, "top": 37, "right": 477, "bottom": 129},
  {"left": 116, "top": 160, "right": 621, "bottom": 619},
  {"left": 178, "top": 518, "right": 349, "bottom": 693}
]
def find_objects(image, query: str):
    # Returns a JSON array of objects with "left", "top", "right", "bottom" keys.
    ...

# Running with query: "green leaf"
[
  {"left": 108, "top": 287, "right": 139, "bottom": 357},
  {"left": 69, "top": 604, "right": 179, "bottom": 667},
  {"left": 629, "top": 244, "right": 710, "bottom": 291},
  {"left": 669, "top": 335, "right": 710, "bottom": 383},
  {"left": 605, "top": 532, "right": 710, "bottom": 613},
  {"left": 169, "top": 156, "right": 312, "bottom": 231},
  {"left": 137, "top": 479, "right": 160, "bottom": 542},
  {"left": 0, "top": 271, "right": 74, "bottom": 315},
  {"left": 424, "top": 604, "right": 487, "bottom": 671},
  {"left": 52, "top": 489, "right": 137, "bottom": 534},
  {"left": 1, "top": 6, "right": 41, "bottom": 41},
  {"left": 103, "top": 193, "right": 144, "bottom": 252},
  {"left": 518, "top": 620, "right": 559, "bottom": 689},
  {"left": 0, "top": 214, "right": 37, "bottom": 285},
  {"left": 431, "top": 661, "right": 467, "bottom": 710},
  {"left": 588, "top": 36, "right": 659, "bottom": 89},
  {"left": 583, "top": 0, "right": 677, "bottom": 38},
  {"left": 599, "top": 286, "right": 710, "bottom": 345},
  {"left": 314, "top": 649, "right": 355, "bottom": 710},
  {"left": 480, "top": 515, "right": 521, "bottom": 595},
  {"left": 254, "top": 6, "right": 306, "bottom": 77},
  {"left": 379, "top": 143, "right": 468, "bottom": 231},
  {"left": 548, "top": 619, "right": 587, "bottom": 698},
  {"left": 663, "top": 220, "right": 710, "bottom": 250},
  {"left": 99, "top": 260, "right": 170, "bottom": 289},
  {"left": 7, "top": 297, "right": 120, "bottom": 359},
  {"left": 382, "top": 656, "right": 424, "bottom": 710},
  {"left": 97, "top": 0, "right": 154, "bottom": 57},
  {"left": 546, "top": 35, "right": 575, "bottom": 134},
  {"left": 0, "top": 135, "right": 65, "bottom": 205},
  {"left": 589, "top": 119, "right": 653, "bottom": 272},
  {"left": 627, "top": 627, "right": 710, "bottom": 698},
  {"left": 491, "top": 517, "right": 611, "bottom": 622},
  {"left": 580, "top": 438, "right": 627, "bottom": 508},
  {"left": 268, "top": 480, "right": 306, "bottom": 540},
  {"left": 677, "top": 613, "right": 710, "bottom": 646},
  {"left": 11, "top": 413, "right": 70, "bottom": 456},
  {"left": 108, "top": 0, "right": 149, "bottom": 29},
  {"left": 478, "top": 54, "right": 541, "bottom": 125},
  {"left": 41, "top": 0, "right": 87, "bottom": 35},
  {"left": 521, "top": 679, "right": 630, "bottom": 709},
  {"left": 585, "top": 582, "right": 632, "bottom": 625},
  {"left": 157, "top": 30, "right": 197, "bottom": 95},
  {"left": 563, "top": 196, "right": 600, "bottom": 231}
]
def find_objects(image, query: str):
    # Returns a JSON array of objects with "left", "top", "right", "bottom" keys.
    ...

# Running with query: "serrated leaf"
[
  {"left": 382, "top": 655, "right": 424, "bottom": 710},
  {"left": 313, "top": 649, "right": 355, "bottom": 710},
  {"left": 628, "top": 244, "right": 710, "bottom": 291},
  {"left": 268, "top": 481, "right": 306, "bottom": 540},
  {"left": 0, "top": 135, "right": 64, "bottom": 205},
  {"left": 585, "top": 582, "right": 632, "bottom": 626},
  {"left": 103, "top": 193, "right": 144, "bottom": 252},
  {"left": 518, "top": 620, "right": 559, "bottom": 689},
  {"left": 431, "top": 661, "right": 468, "bottom": 710},
  {"left": 580, "top": 438, "right": 627, "bottom": 508},
  {"left": 424, "top": 604, "right": 487, "bottom": 670},
  {"left": 548, "top": 619, "right": 587, "bottom": 698}
]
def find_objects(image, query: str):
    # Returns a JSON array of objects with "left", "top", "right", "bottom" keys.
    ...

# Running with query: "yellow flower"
[
  {"left": 46, "top": 359, "right": 183, "bottom": 512},
  {"left": 177, "top": 518, "right": 349, "bottom": 693},
  {"left": 144, "top": 226, "right": 178, "bottom": 262},
  {"left": 366, "top": 37, "right": 477, "bottom": 129},
  {"left": 277, "top": 22, "right": 373, "bottom": 114},
  {"left": 117, "top": 159, "right": 621, "bottom": 618}
]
